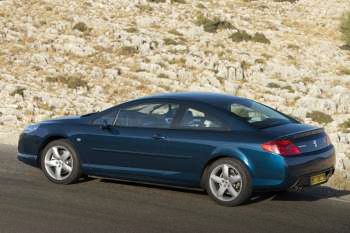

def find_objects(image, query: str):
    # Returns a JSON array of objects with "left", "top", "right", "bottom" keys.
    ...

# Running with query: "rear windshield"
[{"left": 227, "top": 100, "right": 293, "bottom": 129}]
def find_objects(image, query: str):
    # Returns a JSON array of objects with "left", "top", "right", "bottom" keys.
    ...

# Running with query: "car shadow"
[
  {"left": 82, "top": 177, "right": 350, "bottom": 204},
  {"left": 247, "top": 186, "right": 350, "bottom": 205},
  {"left": 98, "top": 178, "right": 207, "bottom": 195}
]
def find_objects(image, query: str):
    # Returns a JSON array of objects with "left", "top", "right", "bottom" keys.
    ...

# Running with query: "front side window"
[
  {"left": 93, "top": 110, "right": 117, "bottom": 125},
  {"left": 115, "top": 103, "right": 179, "bottom": 128},
  {"left": 178, "top": 107, "right": 225, "bottom": 130}
]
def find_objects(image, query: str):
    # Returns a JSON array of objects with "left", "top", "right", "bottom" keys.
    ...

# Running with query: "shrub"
[
  {"left": 252, "top": 33, "right": 271, "bottom": 44},
  {"left": 230, "top": 31, "right": 270, "bottom": 44},
  {"left": 274, "top": 0, "right": 299, "bottom": 3},
  {"left": 340, "top": 12, "right": 350, "bottom": 46},
  {"left": 339, "top": 119, "right": 350, "bottom": 133},
  {"left": 267, "top": 82, "right": 281, "bottom": 88},
  {"left": 125, "top": 27, "right": 139, "bottom": 33},
  {"left": 230, "top": 30, "right": 252, "bottom": 42},
  {"left": 337, "top": 67, "right": 350, "bottom": 76},
  {"left": 196, "top": 14, "right": 234, "bottom": 33},
  {"left": 171, "top": 0, "right": 186, "bottom": 3},
  {"left": 46, "top": 76, "right": 88, "bottom": 89},
  {"left": 168, "top": 29, "right": 183, "bottom": 36},
  {"left": 10, "top": 87, "right": 26, "bottom": 97},
  {"left": 163, "top": 38, "right": 178, "bottom": 45},
  {"left": 117, "top": 46, "right": 138, "bottom": 56},
  {"left": 147, "top": 0, "right": 165, "bottom": 3},
  {"left": 73, "top": 22, "right": 88, "bottom": 32},
  {"left": 306, "top": 111, "right": 333, "bottom": 124}
]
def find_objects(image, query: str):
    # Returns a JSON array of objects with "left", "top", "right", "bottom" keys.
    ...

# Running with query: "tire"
[
  {"left": 40, "top": 139, "right": 81, "bottom": 184},
  {"left": 204, "top": 158, "right": 252, "bottom": 207}
]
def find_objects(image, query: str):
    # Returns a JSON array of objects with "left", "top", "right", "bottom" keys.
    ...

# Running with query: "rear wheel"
[
  {"left": 205, "top": 158, "right": 252, "bottom": 206},
  {"left": 40, "top": 139, "right": 81, "bottom": 184}
]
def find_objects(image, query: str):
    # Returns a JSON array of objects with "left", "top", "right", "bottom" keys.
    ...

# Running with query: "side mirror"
[{"left": 101, "top": 120, "right": 112, "bottom": 130}]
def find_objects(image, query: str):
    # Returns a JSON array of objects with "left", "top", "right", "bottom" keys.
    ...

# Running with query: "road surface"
[{"left": 0, "top": 144, "right": 349, "bottom": 233}]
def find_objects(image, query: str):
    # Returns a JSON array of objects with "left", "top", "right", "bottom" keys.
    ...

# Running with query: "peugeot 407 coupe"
[{"left": 18, "top": 92, "right": 335, "bottom": 206}]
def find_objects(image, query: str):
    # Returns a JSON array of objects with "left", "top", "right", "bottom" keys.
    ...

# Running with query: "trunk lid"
[{"left": 261, "top": 123, "right": 329, "bottom": 153}]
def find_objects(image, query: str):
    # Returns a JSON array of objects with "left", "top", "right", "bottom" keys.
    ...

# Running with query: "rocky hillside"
[{"left": 0, "top": 0, "right": 349, "bottom": 189}]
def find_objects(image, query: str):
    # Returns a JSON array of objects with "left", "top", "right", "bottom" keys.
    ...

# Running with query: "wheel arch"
[
  {"left": 200, "top": 150, "right": 254, "bottom": 189},
  {"left": 37, "top": 135, "right": 69, "bottom": 166}
]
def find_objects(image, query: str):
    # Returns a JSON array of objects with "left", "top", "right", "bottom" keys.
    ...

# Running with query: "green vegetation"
[
  {"left": 281, "top": 85, "right": 294, "bottom": 93},
  {"left": 267, "top": 82, "right": 281, "bottom": 89},
  {"left": 274, "top": 0, "right": 299, "bottom": 3},
  {"left": 287, "top": 44, "right": 300, "bottom": 50},
  {"left": 339, "top": 119, "right": 350, "bottom": 133},
  {"left": 10, "top": 87, "right": 26, "bottom": 97},
  {"left": 125, "top": 27, "right": 139, "bottom": 33},
  {"left": 251, "top": 33, "right": 271, "bottom": 44},
  {"left": 306, "top": 111, "right": 333, "bottom": 124},
  {"left": 230, "top": 30, "right": 252, "bottom": 42},
  {"left": 158, "top": 73, "right": 169, "bottom": 79},
  {"left": 137, "top": 4, "right": 153, "bottom": 12},
  {"left": 46, "top": 76, "right": 88, "bottom": 89},
  {"left": 340, "top": 11, "right": 350, "bottom": 46},
  {"left": 337, "top": 67, "right": 350, "bottom": 76},
  {"left": 196, "top": 14, "right": 235, "bottom": 33},
  {"left": 163, "top": 38, "right": 179, "bottom": 45},
  {"left": 117, "top": 46, "right": 138, "bottom": 56},
  {"left": 72, "top": 22, "right": 88, "bottom": 32},
  {"left": 171, "top": 0, "right": 186, "bottom": 3},
  {"left": 230, "top": 31, "right": 270, "bottom": 44},
  {"left": 147, "top": 0, "right": 166, "bottom": 3},
  {"left": 168, "top": 29, "right": 183, "bottom": 36}
]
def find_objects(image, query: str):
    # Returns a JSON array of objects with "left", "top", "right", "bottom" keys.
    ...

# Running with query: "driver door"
[{"left": 84, "top": 101, "right": 181, "bottom": 181}]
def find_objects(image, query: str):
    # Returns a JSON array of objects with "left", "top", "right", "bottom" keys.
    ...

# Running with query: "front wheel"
[
  {"left": 205, "top": 158, "right": 252, "bottom": 206},
  {"left": 40, "top": 139, "right": 81, "bottom": 184}
]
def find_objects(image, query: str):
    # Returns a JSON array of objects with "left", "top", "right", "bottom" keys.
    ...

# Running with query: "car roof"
[{"left": 136, "top": 92, "right": 247, "bottom": 108}]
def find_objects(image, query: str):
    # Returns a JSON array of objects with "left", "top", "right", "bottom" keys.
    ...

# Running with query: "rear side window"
[
  {"left": 229, "top": 101, "right": 292, "bottom": 129},
  {"left": 115, "top": 103, "right": 179, "bottom": 128},
  {"left": 93, "top": 110, "right": 117, "bottom": 125},
  {"left": 178, "top": 107, "right": 225, "bottom": 130}
]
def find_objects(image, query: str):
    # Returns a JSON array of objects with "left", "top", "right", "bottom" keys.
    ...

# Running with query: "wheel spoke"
[
  {"left": 222, "top": 164, "right": 229, "bottom": 179},
  {"left": 217, "top": 184, "right": 227, "bottom": 197},
  {"left": 45, "top": 160, "right": 58, "bottom": 167},
  {"left": 210, "top": 174, "right": 224, "bottom": 184},
  {"left": 55, "top": 166, "right": 62, "bottom": 179},
  {"left": 62, "top": 163, "right": 72, "bottom": 173},
  {"left": 227, "top": 184, "right": 238, "bottom": 197},
  {"left": 51, "top": 147, "right": 61, "bottom": 160},
  {"left": 61, "top": 150, "right": 70, "bottom": 162},
  {"left": 229, "top": 175, "right": 242, "bottom": 184}
]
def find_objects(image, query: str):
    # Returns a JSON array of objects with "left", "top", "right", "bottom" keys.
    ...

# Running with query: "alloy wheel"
[
  {"left": 44, "top": 146, "right": 73, "bottom": 181},
  {"left": 209, "top": 164, "right": 242, "bottom": 202}
]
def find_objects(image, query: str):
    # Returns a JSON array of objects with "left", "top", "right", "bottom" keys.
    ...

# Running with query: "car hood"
[{"left": 40, "top": 115, "right": 82, "bottom": 124}]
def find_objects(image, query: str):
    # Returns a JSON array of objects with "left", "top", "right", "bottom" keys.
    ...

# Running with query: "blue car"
[{"left": 18, "top": 92, "right": 335, "bottom": 206}]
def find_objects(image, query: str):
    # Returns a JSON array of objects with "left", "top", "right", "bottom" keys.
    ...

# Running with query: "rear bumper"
[
  {"left": 253, "top": 145, "right": 335, "bottom": 191},
  {"left": 283, "top": 146, "right": 335, "bottom": 188}
]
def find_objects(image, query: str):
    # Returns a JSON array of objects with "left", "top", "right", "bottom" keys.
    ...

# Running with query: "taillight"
[{"left": 262, "top": 139, "right": 301, "bottom": 157}]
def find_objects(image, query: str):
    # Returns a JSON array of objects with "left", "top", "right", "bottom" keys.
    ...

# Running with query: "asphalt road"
[{"left": 0, "top": 144, "right": 350, "bottom": 233}]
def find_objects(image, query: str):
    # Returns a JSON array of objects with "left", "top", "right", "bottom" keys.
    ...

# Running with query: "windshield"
[{"left": 228, "top": 100, "right": 293, "bottom": 129}]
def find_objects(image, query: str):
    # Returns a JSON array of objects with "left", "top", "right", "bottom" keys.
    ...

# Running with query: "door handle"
[{"left": 152, "top": 134, "right": 167, "bottom": 140}]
